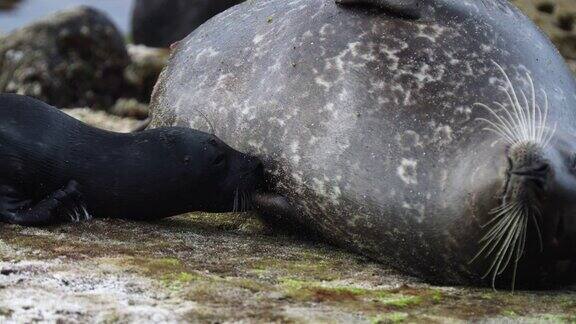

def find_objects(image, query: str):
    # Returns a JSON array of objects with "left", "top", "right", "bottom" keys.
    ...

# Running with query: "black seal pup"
[
  {"left": 0, "top": 94, "right": 263, "bottom": 226},
  {"left": 149, "top": 0, "right": 576, "bottom": 288}
]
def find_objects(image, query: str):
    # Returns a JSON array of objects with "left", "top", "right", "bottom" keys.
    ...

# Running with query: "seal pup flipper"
[
  {"left": 335, "top": 0, "right": 422, "bottom": 19},
  {"left": 0, "top": 180, "right": 85, "bottom": 226}
]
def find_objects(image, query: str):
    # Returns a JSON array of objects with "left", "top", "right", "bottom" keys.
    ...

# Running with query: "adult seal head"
[
  {"left": 0, "top": 94, "right": 263, "bottom": 225},
  {"left": 149, "top": 0, "right": 576, "bottom": 288}
]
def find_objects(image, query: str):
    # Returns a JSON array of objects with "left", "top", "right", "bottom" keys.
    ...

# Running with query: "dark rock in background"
[
  {"left": 124, "top": 44, "right": 169, "bottom": 105},
  {"left": 131, "top": 0, "right": 243, "bottom": 48},
  {"left": 513, "top": 0, "right": 576, "bottom": 66},
  {"left": 0, "top": 6, "right": 132, "bottom": 109},
  {"left": 0, "top": 0, "right": 21, "bottom": 11}
]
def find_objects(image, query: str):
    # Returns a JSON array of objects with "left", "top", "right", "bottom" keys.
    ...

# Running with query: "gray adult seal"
[
  {"left": 0, "top": 94, "right": 263, "bottom": 226},
  {"left": 150, "top": 0, "right": 576, "bottom": 288}
]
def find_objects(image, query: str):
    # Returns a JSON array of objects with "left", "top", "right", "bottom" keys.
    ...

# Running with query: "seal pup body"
[
  {"left": 149, "top": 0, "right": 576, "bottom": 287},
  {"left": 0, "top": 94, "right": 263, "bottom": 225}
]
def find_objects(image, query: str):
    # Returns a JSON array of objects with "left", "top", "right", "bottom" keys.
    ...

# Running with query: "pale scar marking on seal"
[
  {"left": 415, "top": 23, "right": 447, "bottom": 43},
  {"left": 315, "top": 76, "right": 333, "bottom": 92},
  {"left": 433, "top": 125, "right": 454, "bottom": 146},
  {"left": 253, "top": 34, "right": 265, "bottom": 44},
  {"left": 194, "top": 47, "right": 219, "bottom": 63},
  {"left": 397, "top": 158, "right": 418, "bottom": 185},
  {"left": 397, "top": 130, "right": 424, "bottom": 151}
]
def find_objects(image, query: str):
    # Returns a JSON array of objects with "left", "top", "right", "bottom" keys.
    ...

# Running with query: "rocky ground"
[
  {"left": 1, "top": 213, "right": 575, "bottom": 323},
  {"left": 1, "top": 0, "right": 576, "bottom": 323}
]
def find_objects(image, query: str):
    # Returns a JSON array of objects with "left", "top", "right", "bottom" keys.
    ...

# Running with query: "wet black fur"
[{"left": 0, "top": 94, "right": 263, "bottom": 225}]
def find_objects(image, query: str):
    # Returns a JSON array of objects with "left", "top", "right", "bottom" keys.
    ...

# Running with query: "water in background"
[{"left": 0, "top": 0, "right": 134, "bottom": 34}]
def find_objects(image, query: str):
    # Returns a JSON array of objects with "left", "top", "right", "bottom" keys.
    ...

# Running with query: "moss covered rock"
[{"left": 0, "top": 6, "right": 131, "bottom": 109}]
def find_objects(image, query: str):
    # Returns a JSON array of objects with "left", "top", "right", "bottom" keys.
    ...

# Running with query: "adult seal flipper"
[{"left": 335, "top": 0, "right": 423, "bottom": 19}]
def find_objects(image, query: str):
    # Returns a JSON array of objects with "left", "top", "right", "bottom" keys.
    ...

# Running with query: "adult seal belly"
[
  {"left": 0, "top": 94, "right": 263, "bottom": 225},
  {"left": 149, "top": 0, "right": 576, "bottom": 288}
]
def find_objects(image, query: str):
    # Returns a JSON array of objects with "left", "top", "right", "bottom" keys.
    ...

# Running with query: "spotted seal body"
[
  {"left": 0, "top": 94, "right": 263, "bottom": 225},
  {"left": 150, "top": 0, "right": 576, "bottom": 287}
]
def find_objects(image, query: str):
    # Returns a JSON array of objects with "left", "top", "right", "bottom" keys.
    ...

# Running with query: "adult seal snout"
[
  {"left": 150, "top": 0, "right": 576, "bottom": 287},
  {"left": 0, "top": 94, "right": 263, "bottom": 225}
]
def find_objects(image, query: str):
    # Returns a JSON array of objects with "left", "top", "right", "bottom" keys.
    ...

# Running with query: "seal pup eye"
[
  {"left": 571, "top": 153, "right": 576, "bottom": 170},
  {"left": 209, "top": 138, "right": 219, "bottom": 147},
  {"left": 212, "top": 153, "right": 226, "bottom": 166}
]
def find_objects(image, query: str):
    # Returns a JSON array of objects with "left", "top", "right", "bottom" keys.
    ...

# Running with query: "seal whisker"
[
  {"left": 478, "top": 122, "right": 515, "bottom": 145},
  {"left": 481, "top": 127, "right": 515, "bottom": 145},
  {"left": 480, "top": 205, "right": 521, "bottom": 243},
  {"left": 509, "top": 215, "right": 528, "bottom": 291},
  {"left": 479, "top": 62, "right": 557, "bottom": 149},
  {"left": 490, "top": 202, "right": 519, "bottom": 213},
  {"left": 233, "top": 187, "right": 239, "bottom": 213},
  {"left": 481, "top": 203, "right": 518, "bottom": 229},
  {"left": 472, "top": 204, "right": 519, "bottom": 258},
  {"left": 482, "top": 210, "right": 522, "bottom": 289},
  {"left": 493, "top": 62, "right": 531, "bottom": 142},
  {"left": 519, "top": 89, "right": 534, "bottom": 141},
  {"left": 526, "top": 73, "right": 537, "bottom": 142},
  {"left": 497, "top": 84, "right": 526, "bottom": 142},
  {"left": 497, "top": 214, "right": 524, "bottom": 276},
  {"left": 492, "top": 101, "right": 524, "bottom": 142},
  {"left": 543, "top": 122, "right": 557, "bottom": 149},
  {"left": 469, "top": 205, "right": 520, "bottom": 265},
  {"left": 500, "top": 84, "right": 529, "bottom": 143},
  {"left": 478, "top": 215, "right": 518, "bottom": 263},
  {"left": 530, "top": 207, "right": 544, "bottom": 252},
  {"left": 81, "top": 204, "right": 92, "bottom": 221},
  {"left": 517, "top": 213, "right": 528, "bottom": 262},
  {"left": 475, "top": 103, "right": 517, "bottom": 139},
  {"left": 540, "top": 89, "right": 550, "bottom": 144},
  {"left": 495, "top": 214, "right": 524, "bottom": 293}
]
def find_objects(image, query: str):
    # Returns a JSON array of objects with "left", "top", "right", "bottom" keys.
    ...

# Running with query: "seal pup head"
[
  {"left": 156, "top": 128, "right": 264, "bottom": 214},
  {"left": 471, "top": 62, "right": 576, "bottom": 290}
]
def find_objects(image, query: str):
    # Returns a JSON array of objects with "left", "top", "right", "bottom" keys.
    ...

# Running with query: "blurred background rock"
[
  {"left": 131, "top": 0, "right": 243, "bottom": 48},
  {"left": 0, "top": 7, "right": 132, "bottom": 109},
  {"left": 0, "top": 0, "right": 21, "bottom": 11},
  {"left": 513, "top": 0, "right": 576, "bottom": 71}
]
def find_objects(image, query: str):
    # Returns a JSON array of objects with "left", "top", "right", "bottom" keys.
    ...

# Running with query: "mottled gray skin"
[{"left": 150, "top": 0, "right": 576, "bottom": 286}]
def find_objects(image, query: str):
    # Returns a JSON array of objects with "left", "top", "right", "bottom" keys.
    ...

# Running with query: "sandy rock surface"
[
  {"left": 62, "top": 108, "right": 145, "bottom": 133},
  {"left": 1, "top": 215, "right": 574, "bottom": 323}
]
